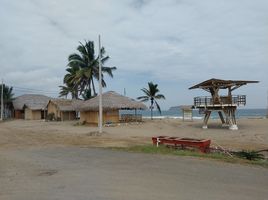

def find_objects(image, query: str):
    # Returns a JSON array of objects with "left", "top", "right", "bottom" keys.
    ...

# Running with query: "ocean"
[{"left": 120, "top": 109, "right": 268, "bottom": 120}]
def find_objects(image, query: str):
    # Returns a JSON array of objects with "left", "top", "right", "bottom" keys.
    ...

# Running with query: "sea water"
[{"left": 120, "top": 109, "right": 267, "bottom": 120}]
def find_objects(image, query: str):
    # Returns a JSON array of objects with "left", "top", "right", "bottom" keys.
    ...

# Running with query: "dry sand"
[{"left": 0, "top": 118, "right": 267, "bottom": 151}]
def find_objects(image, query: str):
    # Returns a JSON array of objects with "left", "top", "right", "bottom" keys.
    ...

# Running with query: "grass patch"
[{"left": 110, "top": 145, "right": 268, "bottom": 168}]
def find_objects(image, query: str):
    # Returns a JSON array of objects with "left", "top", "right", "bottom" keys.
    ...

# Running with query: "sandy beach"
[{"left": 0, "top": 118, "right": 267, "bottom": 151}]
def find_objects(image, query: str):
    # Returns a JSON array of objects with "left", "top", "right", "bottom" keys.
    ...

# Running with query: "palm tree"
[
  {"left": 0, "top": 84, "right": 14, "bottom": 119},
  {"left": 137, "top": 82, "right": 165, "bottom": 119},
  {"left": 59, "top": 40, "right": 116, "bottom": 99},
  {"left": 0, "top": 84, "right": 14, "bottom": 102},
  {"left": 59, "top": 65, "right": 80, "bottom": 99}
]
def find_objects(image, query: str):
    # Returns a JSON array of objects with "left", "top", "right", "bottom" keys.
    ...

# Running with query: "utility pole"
[
  {"left": 1, "top": 79, "right": 3, "bottom": 121},
  {"left": 266, "top": 90, "right": 268, "bottom": 119},
  {"left": 98, "top": 35, "right": 103, "bottom": 133}
]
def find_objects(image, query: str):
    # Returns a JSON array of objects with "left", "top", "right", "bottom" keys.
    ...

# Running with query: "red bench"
[{"left": 152, "top": 136, "right": 211, "bottom": 153}]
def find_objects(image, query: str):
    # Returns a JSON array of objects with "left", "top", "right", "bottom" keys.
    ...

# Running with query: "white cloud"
[{"left": 0, "top": 0, "right": 267, "bottom": 108}]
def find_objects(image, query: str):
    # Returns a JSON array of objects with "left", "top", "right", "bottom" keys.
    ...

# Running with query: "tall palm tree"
[
  {"left": 137, "top": 82, "right": 165, "bottom": 120},
  {"left": 0, "top": 84, "right": 14, "bottom": 119},
  {"left": 0, "top": 84, "right": 14, "bottom": 102},
  {"left": 59, "top": 40, "right": 116, "bottom": 99}
]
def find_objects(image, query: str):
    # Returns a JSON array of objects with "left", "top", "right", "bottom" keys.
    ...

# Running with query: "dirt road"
[{"left": 1, "top": 147, "right": 267, "bottom": 200}]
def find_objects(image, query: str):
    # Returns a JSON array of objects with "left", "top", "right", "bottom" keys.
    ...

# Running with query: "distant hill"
[{"left": 168, "top": 106, "right": 180, "bottom": 111}]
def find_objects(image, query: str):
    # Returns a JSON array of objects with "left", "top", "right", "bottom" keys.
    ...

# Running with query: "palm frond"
[
  {"left": 155, "top": 94, "right": 165, "bottom": 100},
  {"left": 137, "top": 96, "right": 149, "bottom": 102},
  {"left": 141, "top": 88, "right": 151, "bottom": 97}
]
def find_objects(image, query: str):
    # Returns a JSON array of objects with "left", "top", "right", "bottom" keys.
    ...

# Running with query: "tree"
[
  {"left": 137, "top": 82, "right": 165, "bottom": 120},
  {"left": 0, "top": 84, "right": 14, "bottom": 103},
  {"left": 59, "top": 40, "right": 116, "bottom": 99},
  {"left": 82, "top": 88, "right": 92, "bottom": 100},
  {"left": 59, "top": 65, "right": 80, "bottom": 99},
  {"left": 0, "top": 84, "right": 14, "bottom": 119}
]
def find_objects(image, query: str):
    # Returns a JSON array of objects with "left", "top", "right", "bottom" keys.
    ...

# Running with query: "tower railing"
[{"left": 193, "top": 95, "right": 246, "bottom": 107}]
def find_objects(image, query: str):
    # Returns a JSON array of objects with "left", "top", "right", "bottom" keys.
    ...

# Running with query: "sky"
[{"left": 0, "top": 0, "right": 268, "bottom": 109}]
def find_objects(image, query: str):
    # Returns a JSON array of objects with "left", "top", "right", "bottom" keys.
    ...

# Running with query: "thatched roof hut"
[
  {"left": 48, "top": 99, "right": 76, "bottom": 111},
  {"left": 13, "top": 94, "right": 51, "bottom": 120},
  {"left": 47, "top": 99, "right": 81, "bottom": 121},
  {"left": 77, "top": 91, "right": 147, "bottom": 111},
  {"left": 77, "top": 91, "right": 147, "bottom": 124},
  {"left": 13, "top": 94, "right": 50, "bottom": 110}
]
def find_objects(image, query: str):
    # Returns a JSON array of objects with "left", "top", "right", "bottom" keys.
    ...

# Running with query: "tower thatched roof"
[
  {"left": 189, "top": 78, "right": 259, "bottom": 90},
  {"left": 76, "top": 91, "right": 147, "bottom": 111},
  {"left": 13, "top": 94, "right": 51, "bottom": 110}
]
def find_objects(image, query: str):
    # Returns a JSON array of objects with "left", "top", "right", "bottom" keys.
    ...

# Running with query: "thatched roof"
[
  {"left": 48, "top": 99, "right": 81, "bottom": 111},
  {"left": 77, "top": 91, "right": 147, "bottom": 111},
  {"left": 189, "top": 78, "right": 259, "bottom": 90},
  {"left": 13, "top": 94, "right": 51, "bottom": 110}
]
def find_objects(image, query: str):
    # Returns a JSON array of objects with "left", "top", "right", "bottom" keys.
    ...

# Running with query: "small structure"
[
  {"left": 189, "top": 78, "right": 258, "bottom": 130},
  {"left": 12, "top": 94, "right": 50, "bottom": 120},
  {"left": 179, "top": 105, "right": 193, "bottom": 121},
  {"left": 47, "top": 99, "right": 78, "bottom": 121},
  {"left": 77, "top": 91, "right": 147, "bottom": 125}
]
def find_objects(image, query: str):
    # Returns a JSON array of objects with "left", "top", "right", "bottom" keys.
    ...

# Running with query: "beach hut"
[
  {"left": 47, "top": 99, "right": 78, "bottom": 121},
  {"left": 12, "top": 94, "right": 50, "bottom": 120},
  {"left": 77, "top": 91, "right": 147, "bottom": 125},
  {"left": 189, "top": 78, "right": 258, "bottom": 130}
]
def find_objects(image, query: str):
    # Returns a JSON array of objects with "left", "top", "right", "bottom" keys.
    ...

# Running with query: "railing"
[{"left": 193, "top": 95, "right": 246, "bottom": 107}]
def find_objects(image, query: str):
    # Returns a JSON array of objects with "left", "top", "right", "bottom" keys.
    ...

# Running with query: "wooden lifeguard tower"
[{"left": 189, "top": 78, "right": 258, "bottom": 130}]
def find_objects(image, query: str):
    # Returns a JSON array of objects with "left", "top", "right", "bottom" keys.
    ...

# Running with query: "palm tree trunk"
[
  {"left": 91, "top": 79, "right": 96, "bottom": 96},
  {"left": 150, "top": 99, "right": 154, "bottom": 120}
]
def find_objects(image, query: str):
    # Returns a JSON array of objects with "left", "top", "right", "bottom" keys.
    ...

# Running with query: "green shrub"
[
  {"left": 234, "top": 150, "right": 264, "bottom": 161},
  {"left": 46, "top": 113, "right": 55, "bottom": 121}
]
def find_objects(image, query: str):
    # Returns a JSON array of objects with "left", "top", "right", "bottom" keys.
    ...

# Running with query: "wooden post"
[
  {"left": 203, "top": 110, "right": 211, "bottom": 129},
  {"left": 229, "top": 108, "right": 238, "bottom": 130},
  {"left": 223, "top": 108, "right": 238, "bottom": 130},
  {"left": 218, "top": 111, "right": 225, "bottom": 124}
]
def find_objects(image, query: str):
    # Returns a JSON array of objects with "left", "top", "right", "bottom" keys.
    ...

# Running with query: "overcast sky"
[{"left": 0, "top": 0, "right": 267, "bottom": 109}]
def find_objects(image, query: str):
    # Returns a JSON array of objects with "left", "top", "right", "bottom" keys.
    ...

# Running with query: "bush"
[
  {"left": 234, "top": 150, "right": 264, "bottom": 161},
  {"left": 46, "top": 113, "right": 55, "bottom": 121}
]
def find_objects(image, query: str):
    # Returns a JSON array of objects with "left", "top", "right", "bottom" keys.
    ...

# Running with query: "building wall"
[
  {"left": 14, "top": 110, "right": 24, "bottom": 119},
  {"left": 47, "top": 102, "right": 60, "bottom": 119},
  {"left": 61, "top": 111, "right": 76, "bottom": 121},
  {"left": 80, "top": 110, "right": 119, "bottom": 124},
  {"left": 47, "top": 102, "right": 76, "bottom": 121},
  {"left": 103, "top": 110, "right": 119, "bottom": 123},
  {"left": 24, "top": 108, "right": 32, "bottom": 120},
  {"left": 32, "top": 110, "right": 42, "bottom": 120},
  {"left": 24, "top": 108, "right": 42, "bottom": 120}
]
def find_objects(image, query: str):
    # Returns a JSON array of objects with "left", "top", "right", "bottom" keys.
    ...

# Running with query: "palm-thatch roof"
[
  {"left": 189, "top": 78, "right": 259, "bottom": 90},
  {"left": 13, "top": 94, "right": 51, "bottom": 110},
  {"left": 77, "top": 91, "right": 147, "bottom": 111},
  {"left": 48, "top": 99, "right": 81, "bottom": 111}
]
